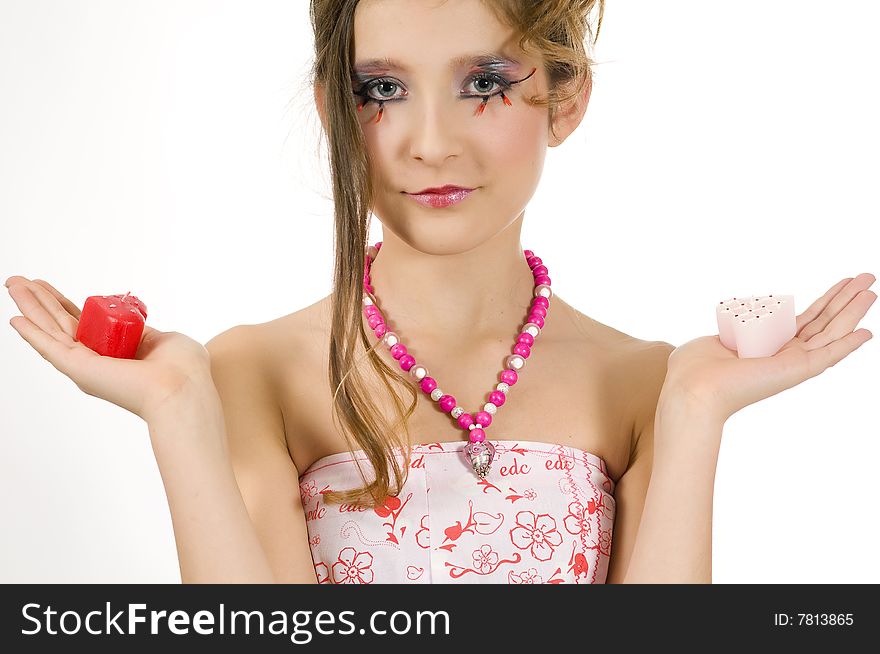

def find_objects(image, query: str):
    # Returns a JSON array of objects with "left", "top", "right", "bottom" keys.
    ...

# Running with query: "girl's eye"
[{"left": 355, "top": 73, "right": 510, "bottom": 104}]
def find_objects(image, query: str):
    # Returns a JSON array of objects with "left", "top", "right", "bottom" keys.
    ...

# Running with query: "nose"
[{"left": 407, "top": 95, "right": 464, "bottom": 164}]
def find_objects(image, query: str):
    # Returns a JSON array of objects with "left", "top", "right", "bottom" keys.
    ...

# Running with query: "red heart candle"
[{"left": 75, "top": 291, "right": 148, "bottom": 359}]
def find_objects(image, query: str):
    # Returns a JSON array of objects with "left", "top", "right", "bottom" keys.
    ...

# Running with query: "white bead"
[
  {"left": 506, "top": 354, "right": 525, "bottom": 370},
  {"left": 451, "top": 407, "right": 464, "bottom": 418},
  {"left": 409, "top": 364, "right": 428, "bottom": 381},
  {"left": 362, "top": 295, "right": 374, "bottom": 306},
  {"left": 468, "top": 423, "right": 476, "bottom": 430},
  {"left": 430, "top": 388, "right": 443, "bottom": 401},
  {"left": 534, "top": 284, "right": 552, "bottom": 299},
  {"left": 383, "top": 331, "right": 400, "bottom": 347},
  {"left": 496, "top": 382, "right": 509, "bottom": 393},
  {"left": 483, "top": 402, "right": 497, "bottom": 415},
  {"left": 523, "top": 323, "right": 540, "bottom": 338}
]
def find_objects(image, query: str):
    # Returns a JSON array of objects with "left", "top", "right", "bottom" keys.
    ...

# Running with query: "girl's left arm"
[{"left": 617, "top": 387, "right": 723, "bottom": 583}]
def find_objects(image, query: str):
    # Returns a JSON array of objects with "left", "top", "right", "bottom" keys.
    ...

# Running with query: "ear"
[
  {"left": 548, "top": 75, "right": 592, "bottom": 148},
  {"left": 314, "top": 81, "right": 327, "bottom": 131}
]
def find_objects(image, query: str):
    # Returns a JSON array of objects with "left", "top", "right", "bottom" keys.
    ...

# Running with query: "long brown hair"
[{"left": 308, "top": 0, "right": 605, "bottom": 508}]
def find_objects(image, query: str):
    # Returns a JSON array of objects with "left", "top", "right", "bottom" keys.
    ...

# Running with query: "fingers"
[
  {"left": 32, "top": 278, "right": 82, "bottom": 320},
  {"left": 8, "top": 313, "right": 86, "bottom": 380},
  {"left": 795, "top": 277, "right": 852, "bottom": 336},
  {"left": 804, "top": 327, "right": 873, "bottom": 379},
  {"left": 7, "top": 279, "right": 78, "bottom": 343},
  {"left": 797, "top": 273, "right": 876, "bottom": 341},
  {"left": 804, "top": 289, "right": 877, "bottom": 350}
]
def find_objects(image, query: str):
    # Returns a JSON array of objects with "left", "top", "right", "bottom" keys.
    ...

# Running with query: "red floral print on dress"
[
  {"left": 509, "top": 567, "right": 543, "bottom": 584},
  {"left": 298, "top": 440, "right": 616, "bottom": 584},
  {"left": 440, "top": 499, "right": 504, "bottom": 551},
  {"left": 415, "top": 514, "right": 431, "bottom": 549},
  {"left": 563, "top": 500, "right": 593, "bottom": 537},
  {"left": 504, "top": 485, "right": 537, "bottom": 503},
  {"left": 314, "top": 562, "right": 331, "bottom": 584},
  {"left": 299, "top": 479, "right": 318, "bottom": 504},
  {"left": 472, "top": 544, "right": 499, "bottom": 573},
  {"left": 445, "top": 547, "right": 522, "bottom": 579},
  {"left": 509, "top": 510, "right": 564, "bottom": 561},
  {"left": 373, "top": 492, "right": 413, "bottom": 545},
  {"left": 331, "top": 547, "right": 375, "bottom": 584}
]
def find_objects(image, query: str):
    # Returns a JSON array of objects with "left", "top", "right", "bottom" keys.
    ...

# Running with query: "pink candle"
[{"left": 716, "top": 294, "right": 796, "bottom": 358}]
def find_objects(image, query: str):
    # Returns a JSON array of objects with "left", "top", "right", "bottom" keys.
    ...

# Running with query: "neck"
[{"left": 364, "top": 217, "right": 538, "bottom": 344}]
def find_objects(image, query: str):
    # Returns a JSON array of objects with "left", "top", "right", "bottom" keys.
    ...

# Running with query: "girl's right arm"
[
  {"left": 149, "top": 326, "right": 318, "bottom": 584},
  {"left": 7, "top": 276, "right": 316, "bottom": 583}
]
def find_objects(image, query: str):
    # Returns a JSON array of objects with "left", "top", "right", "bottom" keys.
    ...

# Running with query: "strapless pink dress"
[{"left": 297, "top": 440, "right": 617, "bottom": 584}]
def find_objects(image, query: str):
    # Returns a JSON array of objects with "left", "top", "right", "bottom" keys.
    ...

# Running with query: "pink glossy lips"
[{"left": 405, "top": 187, "right": 475, "bottom": 208}]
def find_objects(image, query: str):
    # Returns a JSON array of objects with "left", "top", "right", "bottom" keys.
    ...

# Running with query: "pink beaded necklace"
[{"left": 361, "top": 241, "right": 552, "bottom": 479}]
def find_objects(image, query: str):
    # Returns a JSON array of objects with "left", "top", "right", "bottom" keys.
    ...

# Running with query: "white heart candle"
[{"left": 716, "top": 294, "right": 797, "bottom": 358}]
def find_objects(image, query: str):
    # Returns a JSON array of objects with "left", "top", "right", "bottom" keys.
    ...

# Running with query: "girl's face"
[{"left": 350, "top": 0, "right": 579, "bottom": 255}]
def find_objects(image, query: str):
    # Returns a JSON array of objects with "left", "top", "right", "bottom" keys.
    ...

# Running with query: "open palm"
[
  {"left": 6, "top": 276, "right": 213, "bottom": 422},
  {"left": 664, "top": 273, "right": 876, "bottom": 423}
]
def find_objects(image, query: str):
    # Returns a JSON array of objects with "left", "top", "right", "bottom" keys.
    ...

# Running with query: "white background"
[{"left": 1, "top": 0, "right": 877, "bottom": 583}]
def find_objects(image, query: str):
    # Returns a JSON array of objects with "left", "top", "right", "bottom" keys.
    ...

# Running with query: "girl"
[{"left": 5, "top": 0, "right": 876, "bottom": 584}]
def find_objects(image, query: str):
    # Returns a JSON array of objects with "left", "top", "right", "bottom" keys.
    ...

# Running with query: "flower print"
[
  {"left": 598, "top": 528, "right": 612, "bottom": 556},
  {"left": 415, "top": 514, "right": 431, "bottom": 549},
  {"left": 509, "top": 567, "right": 543, "bottom": 584},
  {"left": 472, "top": 545, "right": 499, "bottom": 574},
  {"left": 373, "top": 493, "right": 412, "bottom": 545},
  {"left": 299, "top": 479, "right": 317, "bottom": 504},
  {"left": 314, "top": 562, "right": 331, "bottom": 584},
  {"left": 522, "top": 488, "right": 537, "bottom": 501},
  {"left": 373, "top": 495, "right": 401, "bottom": 518},
  {"left": 441, "top": 499, "right": 503, "bottom": 546},
  {"left": 509, "top": 511, "right": 563, "bottom": 561},
  {"left": 563, "top": 500, "right": 593, "bottom": 537},
  {"left": 331, "top": 547, "right": 374, "bottom": 584}
]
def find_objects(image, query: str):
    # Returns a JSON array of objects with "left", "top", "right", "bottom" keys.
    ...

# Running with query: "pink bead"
[
  {"left": 439, "top": 394, "right": 457, "bottom": 412},
  {"left": 517, "top": 332, "right": 534, "bottom": 346},
  {"left": 530, "top": 304, "right": 547, "bottom": 318},
  {"left": 390, "top": 343, "right": 407, "bottom": 359},
  {"left": 474, "top": 411, "right": 492, "bottom": 427},
  {"left": 500, "top": 370, "right": 518, "bottom": 385},
  {"left": 399, "top": 354, "right": 415, "bottom": 371},
  {"left": 513, "top": 343, "right": 531, "bottom": 358},
  {"left": 374, "top": 323, "right": 387, "bottom": 339},
  {"left": 420, "top": 376, "right": 437, "bottom": 393},
  {"left": 523, "top": 249, "right": 534, "bottom": 258},
  {"left": 368, "top": 313, "right": 384, "bottom": 329},
  {"left": 469, "top": 428, "right": 486, "bottom": 443},
  {"left": 457, "top": 413, "right": 474, "bottom": 430},
  {"left": 364, "top": 305, "right": 379, "bottom": 317},
  {"left": 533, "top": 296, "right": 549, "bottom": 309},
  {"left": 375, "top": 241, "right": 382, "bottom": 249},
  {"left": 489, "top": 390, "right": 506, "bottom": 406},
  {"left": 364, "top": 283, "right": 374, "bottom": 294},
  {"left": 534, "top": 274, "right": 551, "bottom": 286},
  {"left": 532, "top": 265, "right": 548, "bottom": 276},
  {"left": 527, "top": 256, "right": 542, "bottom": 267},
  {"left": 528, "top": 314, "right": 545, "bottom": 328}
]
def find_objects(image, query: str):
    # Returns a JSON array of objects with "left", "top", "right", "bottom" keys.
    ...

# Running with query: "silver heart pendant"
[{"left": 464, "top": 440, "right": 496, "bottom": 479}]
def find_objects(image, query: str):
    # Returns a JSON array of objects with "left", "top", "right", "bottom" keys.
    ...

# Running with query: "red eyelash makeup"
[{"left": 353, "top": 66, "right": 537, "bottom": 124}]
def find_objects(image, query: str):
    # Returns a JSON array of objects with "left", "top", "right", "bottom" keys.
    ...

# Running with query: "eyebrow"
[{"left": 352, "top": 51, "right": 521, "bottom": 76}]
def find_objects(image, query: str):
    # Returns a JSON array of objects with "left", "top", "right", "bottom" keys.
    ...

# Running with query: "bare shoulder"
[
  {"left": 206, "top": 294, "right": 330, "bottom": 413},
  {"left": 558, "top": 297, "right": 675, "bottom": 443}
]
